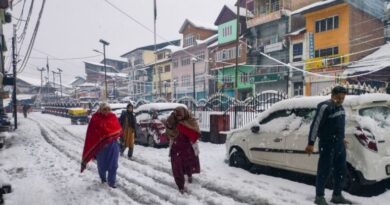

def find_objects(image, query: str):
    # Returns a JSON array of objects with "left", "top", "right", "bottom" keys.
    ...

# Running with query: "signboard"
[
  {"left": 251, "top": 73, "right": 284, "bottom": 83},
  {"left": 308, "top": 32, "right": 315, "bottom": 58},
  {"left": 264, "top": 42, "right": 283, "bottom": 53}
]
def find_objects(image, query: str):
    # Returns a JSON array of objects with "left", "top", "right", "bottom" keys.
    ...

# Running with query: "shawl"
[
  {"left": 165, "top": 106, "right": 200, "bottom": 142},
  {"left": 81, "top": 112, "right": 122, "bottom": 173}
]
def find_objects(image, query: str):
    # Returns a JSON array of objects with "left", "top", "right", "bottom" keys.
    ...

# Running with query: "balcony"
[{"left": 247, "top": 9, "right": 288, "bottom": 28}]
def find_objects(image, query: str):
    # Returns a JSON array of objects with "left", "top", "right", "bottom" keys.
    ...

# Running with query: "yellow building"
[
  {"left": 151, "top": 46, "right": 181, "bottom": 100},
  {"left": 298, "top": 1, "right": 384, "bottom": 95}
]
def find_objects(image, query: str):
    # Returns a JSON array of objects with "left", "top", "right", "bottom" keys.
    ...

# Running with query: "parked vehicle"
[
  {"left": 226, "top": 94, "right": 390, "bottom": 193},
  {"left": 110, "top": 103, "right": 128, "bottom": 118},
  {"left": 135, "top": 103, "right": 187, "bottom": 147},
  {"left": 68, "top": 108, "right": 89, "bottom": 125}
]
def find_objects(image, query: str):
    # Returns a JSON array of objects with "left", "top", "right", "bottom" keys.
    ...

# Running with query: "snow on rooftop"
[
  {"left": 188, "top": 19, "right": 217, "bottom": 31},
  {"left": 287, "top": 28, "right": 306, "bottom": 36},
  {"left": 18, "top": 75, "right": 41, "bottom": 87},
  {"left": 344, "top": 43, "right": 390, "bottom": 75},
  {"left": 291, "top": 0, "right": 337, "bottom": 15},
  {"left": 156, "top": 45, "right": 182, "bottom": 53},
  {"left": 196, "top": 34, "right": 218, "bottom": 45},
  {"left": 226, "top": 5, "right": 254, "bottom": 18},
  {"left": 84, "top": 61, "right": 115, "bottom": 69}
]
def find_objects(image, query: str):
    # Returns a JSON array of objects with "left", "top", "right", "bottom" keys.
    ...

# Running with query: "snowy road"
[{"left": 1, "top": 112, "right": 390, "bottom": 205}]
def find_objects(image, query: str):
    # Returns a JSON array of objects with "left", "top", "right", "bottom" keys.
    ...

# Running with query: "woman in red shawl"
[
  {"left": 81, "top": 103, "right": 122, "bottom": 188},
  {"left": 165, "top": 106, "right": 200, "bottom": 194}
]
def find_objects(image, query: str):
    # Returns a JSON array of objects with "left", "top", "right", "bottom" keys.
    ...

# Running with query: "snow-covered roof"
[
  {"left": 156, "top": 45, "right": 181, "bottom": 53},
  {"left": 98, "top": 71, "right": 128, "bottom": 78},
  {"left": 286, "top": 28, "right": 306, "bottom": 36},
  {"left": 344, "top": 43, "right": 390, "bottom": 75},
  {"left": 135, "top": 103, "right": 187, "bottom": 113},
  {"left": 207, "top": 41, "right": 218, "bottom": 49},
  {"left": 196, "top": 34, "right": 218, "bottom": 45},
  {"left": 291, "top": 0, "right": 338, "bottom": 15},
  {"left": 179, "top": 19, "right": 217, "bottom": 34},
  {"left": 226, "top": 5, "right": 254, "bottom": 18},
  {"left": 84, "top": 61, "right": 116, "bottom": 70},
  {"left": 78, "top": 82, "right": 98, "bottom": 87},
  {"left": 17, "top": 75, "right": 41, "bottom": 87}
]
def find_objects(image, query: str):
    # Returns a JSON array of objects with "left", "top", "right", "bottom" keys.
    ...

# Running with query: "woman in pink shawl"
[{"left": 165, "top": 106, "right": 200, "bottom": 194}]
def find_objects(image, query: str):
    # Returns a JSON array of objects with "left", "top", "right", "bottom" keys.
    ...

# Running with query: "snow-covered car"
[
  {"left": 226, "top": 93, "right": 390, "bottom": 193},
  {"left": 110, "top": 103, "right": 128, "bottom": 118},
  {"left": 134, "top": 103, "right": 187, "bottom": 147}
]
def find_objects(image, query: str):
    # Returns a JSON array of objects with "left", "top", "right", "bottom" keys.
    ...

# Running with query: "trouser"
[
  {"left": 96, "top": 141, "right": 119, "bottom": 186},
  {"left": 316, "top": 139, "right": 346, "bottom": 197}
]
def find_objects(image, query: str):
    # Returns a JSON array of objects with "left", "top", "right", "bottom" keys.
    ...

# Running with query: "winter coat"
[
  {"left": 308, "top": 99, "right": 346, "bottom": 145},
  {"left": 119, "top": 111, "right": 137, "bottom": 148}
]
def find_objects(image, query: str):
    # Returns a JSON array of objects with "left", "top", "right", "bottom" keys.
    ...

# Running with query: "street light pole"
[
  {"left": 191, "top": 57, "right": 197, "bottom": 114},
  {"left": 99, "top": 39, "right": 110, "bottom": 100},
  {"left": 57, "top": 68, "right": 63, "bottom": 98}
]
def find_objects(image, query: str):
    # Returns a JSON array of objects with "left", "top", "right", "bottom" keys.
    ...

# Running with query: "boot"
[
  {"left": 127, "top": 148, "right": 133, "bottom": 158},
  {"left": 314, "top": 196, "right": 329, "bottom": 205},
  {"left": 330, "top": 195, "right": 352, "bottom": 204}
]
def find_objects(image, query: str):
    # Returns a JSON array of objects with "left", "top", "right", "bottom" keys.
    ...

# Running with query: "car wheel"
[
  {"left": 147, "top": 135, "right": 155, "bottom": 147},
  {"left": 344, "top": 166, "right": 361, "bottom": 194},
  {"left": 229, "top": 148, "right": 252, "bottom": 170}
]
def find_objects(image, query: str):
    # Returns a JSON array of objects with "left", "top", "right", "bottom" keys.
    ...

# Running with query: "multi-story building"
[
  {"left": 295, "top": 0, "right": 384, "bottom": 95},
  {"left": 0, "top": 0, "right": 11, "bottom": 113},
  {"left": 246, "top": 0, "right": 321, "bottom": 95},
  {"left": 120, "top": 40, "right": 180, "bottom": 101},
  {"left": 150, "top": 45, "right": 180, "bottom": 101},
  {"left": 208, "top": 4, "right": 253, "bottom": 100},
  {"left": 172, "top": 19, "right": 217, "bottom": 100}
]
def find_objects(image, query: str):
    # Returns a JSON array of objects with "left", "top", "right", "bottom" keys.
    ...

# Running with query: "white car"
[{"left": 226, "top": 93, "right": 390, "bottom": 193}]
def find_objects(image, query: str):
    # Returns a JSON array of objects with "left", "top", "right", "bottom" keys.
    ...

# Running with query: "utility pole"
[
  {"left": 234, "top": 0, "right": 240, "bottom": 129},
  {"left": 12, "top": 24, "right": 17, "bottom": 130},
  {"left": 99, "top": 39, "right": 109, "bottom": 100},
  {"left": 37, "top": 67, "right": 45, "bottom": 101},
  {"left": 46, "top": 57, "right": 50, "bottom": 101},
  {"left": 52, "top": 71, "right": 57, "bottom": 99},
  {"left": 57, "top": 68, "right": 63, "bottom": 98}
]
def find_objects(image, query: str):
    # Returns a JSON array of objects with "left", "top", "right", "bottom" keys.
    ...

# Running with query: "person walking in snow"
[
  {"left": 118, "top": 103, "right": 137, "bottom": 158},
  {"left": 22, "top": 104, "right": 30, "bottom": 118},
  {"left": 165, "top": 106, "right": 200, "bottom": 194},
  {"left": 305, "top": 86, "right": 352, "bottom": 205},
  {"left": 81, "top": 103, "right": 122, "bottom": 188}
]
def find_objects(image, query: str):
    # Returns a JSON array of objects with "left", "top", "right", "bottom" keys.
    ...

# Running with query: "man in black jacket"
[{"left": 305, "top": 86, "right": 352, "bottom": 205}]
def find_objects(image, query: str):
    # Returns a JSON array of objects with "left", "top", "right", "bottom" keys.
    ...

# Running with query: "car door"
[
  {"left": 248, "top": 109, "right": 293, "bottom": 167},
  {"left": 284, "top": 108, "right": 319, "bottom": 174}
]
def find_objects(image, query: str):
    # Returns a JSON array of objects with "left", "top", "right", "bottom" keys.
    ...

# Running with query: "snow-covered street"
[{"left": 1, "top": 112, "right": 390, "bottom": 205}]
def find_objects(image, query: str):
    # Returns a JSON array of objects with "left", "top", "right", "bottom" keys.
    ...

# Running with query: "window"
[
  {"left": 294, "top": 108, "right": 316, "bottom": 123},
  {"left": 314, "top": 46, "right": 339, "bottom": 58},
  {"left": 196, "top": 51, "right": 205, "bottom": 62},
  {"left": 184, "top": 34, "right": 197, "bottom": 47},
  {"left": 164, "top": 65, "right": 170, "bottom": 72},
  {"left": 157, "top": 53, "right": 165, "bottom": 60},
  {"left": 240, "top": 72, "right": 249, "bottom": 83},
  {"left": 315, "top": 16, "right": 339, "bottom": 33},
  {"left": 260, "top": 110, "right": 292, "bottom": 124},
  {"left": 182, "top": 75, "right": 191, "bottom": 87},
  {"left": 181, "top": 56, "right": 191, "bottom": 66},
  {"left": 172, "top": 58, "right": 178, "bottom": 68},
  {"left": 292, "top": 43, "right": 303, "bottom": 62}
]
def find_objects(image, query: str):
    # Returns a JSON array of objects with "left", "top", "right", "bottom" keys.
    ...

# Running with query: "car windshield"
[{"left": 359, "top": 106, "right": 390, "bottom": 128}]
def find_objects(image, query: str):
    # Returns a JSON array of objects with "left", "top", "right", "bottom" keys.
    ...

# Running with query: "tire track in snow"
[
  {"left": 130, "top": 156, "right": 273, "bottom": 205},
  {"left": 28, "top": 118, "right": 173, "bottom": 205},
  {"left": 32, "top": 114, "right": 274, "bottom": 205},
  {"left": 33, "top": 115, "right": 241, "bottom": 205}
]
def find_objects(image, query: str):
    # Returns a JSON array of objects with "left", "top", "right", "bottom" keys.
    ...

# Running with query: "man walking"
[{"left": 305, "top": 86, "right": 352, "bottom": 205}]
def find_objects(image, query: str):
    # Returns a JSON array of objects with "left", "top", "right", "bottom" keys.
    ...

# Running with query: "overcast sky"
[{"left": 4, "top": 0, "right": 237, "bottom": 84}]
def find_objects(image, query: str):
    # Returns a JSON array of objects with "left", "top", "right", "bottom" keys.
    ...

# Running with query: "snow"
[
  {"left": 135, "top": 103, "right": 187, "bottom": 113},
  {"left": 344, "top": 43, "right": 390, "bottom": 75},
  {"left": 225, "top": 5, "right": 254, "bottom": 18},
  {"left": 286, "top": 28, "right": 306, "bottom": 36},
  {"left": 84, "top": 61, "right": 116, "bottom": 70},
  {"left": 0, "top": 111, "right": 389, "bottom": 204},
  {"left": 17, "top": 75, "right": 42, "bottom": 87},
  {"left": 195, "top": 34, "right": 218, "bottom": 45},
  {"left": 290, "top": 0, "right": 337, "bottom": 15},
  {"left": 156, "top": 45, "right": 182, "bottom": 53}
]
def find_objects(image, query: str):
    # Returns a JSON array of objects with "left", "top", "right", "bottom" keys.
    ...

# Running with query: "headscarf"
[
  {"left": 165, "top": 106, "right": 200, "bottom": 141},
  {"left": 81, "top": 103, "right": 122, "bottom": 172}
]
